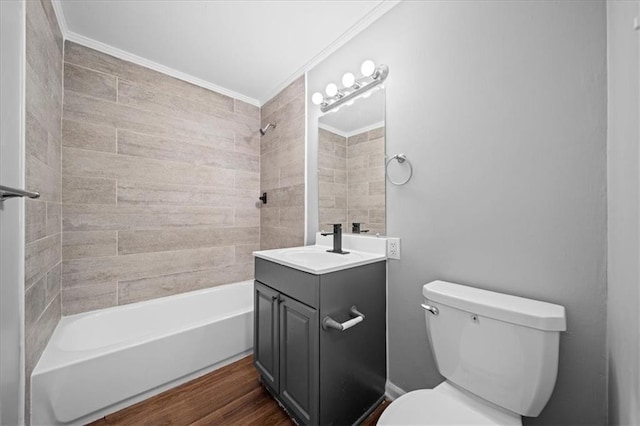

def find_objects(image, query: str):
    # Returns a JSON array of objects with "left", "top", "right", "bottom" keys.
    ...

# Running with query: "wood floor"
[{"left": 90, "top": 355, "right": 389, "bottom": 426}]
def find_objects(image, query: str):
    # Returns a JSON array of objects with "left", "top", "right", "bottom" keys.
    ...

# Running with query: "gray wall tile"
[
  {"left": 64, "top": 62, "right": 117, "bottom": 101},
  {"left": 62, "top": 231, "right": 117, "bottom": 260}
]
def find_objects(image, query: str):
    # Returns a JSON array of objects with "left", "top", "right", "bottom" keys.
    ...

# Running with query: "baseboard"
[{"left": 384, "top": 380, "right": 406, "bottom": 401}]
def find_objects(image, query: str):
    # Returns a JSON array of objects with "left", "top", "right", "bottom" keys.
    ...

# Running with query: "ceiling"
[{"left": 57, "top": 0, "right": 393, "bottom": 105}]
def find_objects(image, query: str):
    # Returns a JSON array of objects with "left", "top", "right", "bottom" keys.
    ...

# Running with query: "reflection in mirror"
[{"left": 318, "top": 88, "right": 385, "bottom": 235}]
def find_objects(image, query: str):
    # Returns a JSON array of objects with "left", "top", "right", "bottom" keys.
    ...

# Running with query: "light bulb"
[
  {"left": 311, "top": 92, "right": 324, "bottom": 105},
  {"left": 342, "top": 72, "right": 355, "bottom": 87},
  {"left": 361, "top": 60, "right": 376, "bottom": 77},
  {"left": 325, "top": 83, "right": 338, "bottom": 97}
]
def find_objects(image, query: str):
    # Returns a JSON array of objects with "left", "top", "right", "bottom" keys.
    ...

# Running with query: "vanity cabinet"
[{"left": 254, "top": 257, "right": 386, "bottom": 426}]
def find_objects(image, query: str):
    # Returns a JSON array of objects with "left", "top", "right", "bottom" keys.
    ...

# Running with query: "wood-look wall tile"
[
  {"left": 61, "top": 282, "right": 117, "bottom": 315},
  {"left": 117, "top": 262, "right": 253, "bottom": 305},
  {"left": 235, "top": 170, "right": 260, "bottom": 191},
  {"left": 260, "top": 76, "right": 305, "bottom": 121},
  {"left": 368, "top": 127, "right": 385, "bottom": 140},
  {"left": 64, "top": 62, "right": 117, "bottom": 101},
  {"left": 46, "top": 202, "right": 61, "bottom": 235},
  {"left": 62, "top": 247, "right": 234, "bottom": 288},
  {"left": 117, "top": 181, "right": 234, "bottom": 207},
  {"left": 25, "top": 0, "right": 62, "bottom": 104},
  {"left": 234, "top": 209, "right": 260, "bottom": 227},
  {"left": 118, "top": 79, "right": 239, "bottom": 126},
  {"left": 38, "top": 0, "right": 63, "bottom": 51},
  {"left": 62, "top": 175, "right": 116, "bottom": 205},
  {"left": 63, "top": 146, "right": 235, "bottom": 188},
  {"left": 25, "top": 294, "right": 60, "bottom": 378},
  {"left": 62, "top": 231, "right": 117, "bottom": 260},
  {"left": 63, "top": 91, "right": 234, "bottom": 144},
  {"left": 62, "top": 119, "right": 116, "bottom": 153},
  {"left": 26, "top": 111, "right": 49, "bottom": 165},
  {"left": 25, "top": 233, "right": 61, "bottom": 289},
  {"left": 279, "top": 161, "right": 304, "bottom": 187},
  {"left": 45, "top": 262, "right": 61, "bottom": 305},
  {"left": 117, "top": 227, "right": 236, "bottom": 255},
  {"left": 26, "top": 152, "right": 60, "bottom": 203},
  {"left": 64, "top": 41, "right": 234, "bottom": 112},
  {"left": 260, "top": 207, "right": 278, "bottom": 228},
  {"left": 26, "top": 199, "right": 47, "bottom": 243},
  {"left": 117, "top": 130, "right": 257, "bottom": 172},
  {"left": 63, "top": 204, "right": 234, "bottom": 232},
  {"left": 62, "top": 247, "right": 235, "bottom": 288},
  {"left": 235, "top": 244, "right": 259, "bottom": 264},
  {"left": 279, "top": 207, "right": 304, "bottom": 228},
  {"left": 26, "top": 63, "right": 61, "bottom": 139},
  {"left": 25, "top": 276, "right": 46, "bottom": 334},
  {"left": 259, "top": 226, "right": 304, "bottom": 251},
  {"left": 234, "top": 100, "right": 259, "bottom": 120}
]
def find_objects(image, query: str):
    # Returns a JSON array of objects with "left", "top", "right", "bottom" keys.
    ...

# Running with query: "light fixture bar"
[{"left": 320, "top": 64, "right": 389, "bottom": 113}]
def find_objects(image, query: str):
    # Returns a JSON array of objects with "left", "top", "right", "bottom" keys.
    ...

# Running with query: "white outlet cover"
[{"left": 387, "top": 238, "right": 401, "bottom": 260}]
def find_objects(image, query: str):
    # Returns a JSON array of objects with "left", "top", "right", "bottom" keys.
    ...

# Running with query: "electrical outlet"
[{"left": 387, "top": 238, "right": 401, "bottom": 260}]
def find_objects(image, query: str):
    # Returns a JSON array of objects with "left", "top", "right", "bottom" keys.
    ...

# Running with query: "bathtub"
[{"left": 31, "top": 280, "right": 254, "bottom": 425}]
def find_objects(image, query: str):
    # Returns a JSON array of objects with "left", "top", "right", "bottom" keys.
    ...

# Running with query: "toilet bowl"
[
  {"left": 378, "top": 382, "right": 520, "bottom": 425},
  {"left": 377, "top": 280, "right": 566, "bottom": 425}
]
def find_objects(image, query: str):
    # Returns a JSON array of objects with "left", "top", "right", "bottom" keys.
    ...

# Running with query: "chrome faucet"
[{"left": 321, "top": 224, "right": 349, "bottom": 254}]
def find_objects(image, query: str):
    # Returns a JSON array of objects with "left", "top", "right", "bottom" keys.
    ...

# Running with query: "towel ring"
[{"left": 386, "top": 153, "right": 413, "bottom": 186}]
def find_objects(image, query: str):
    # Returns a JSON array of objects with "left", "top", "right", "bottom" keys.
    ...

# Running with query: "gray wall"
[
  {"left": 607, "top": 1, "right": 640, "bottom": 424},
  {"left": 307, "top": 1, "right": 607, "bottom": 424},
  {"left": 61, "top": 42, "right": 260, "bottom": 314},
  {"left": 24, "top": 0, "right": 64, "bottom": 422}
]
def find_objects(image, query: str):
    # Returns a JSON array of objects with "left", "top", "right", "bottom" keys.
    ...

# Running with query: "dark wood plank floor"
[{"left": 90, "top": 355, "right": 389, "bottom": 426}]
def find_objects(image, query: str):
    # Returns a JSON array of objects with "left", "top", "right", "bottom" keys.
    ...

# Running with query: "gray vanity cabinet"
[{"left": 253, "top": 257, "right": 386, "bottom": 426}]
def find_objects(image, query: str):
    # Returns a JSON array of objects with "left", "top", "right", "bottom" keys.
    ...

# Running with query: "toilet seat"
[{"left": 377, "top": 382, "right": 521, "bottom": 426}]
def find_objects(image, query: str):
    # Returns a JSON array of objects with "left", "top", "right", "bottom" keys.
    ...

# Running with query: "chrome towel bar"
[
  {"left": 0, "top": 185, "right": 40, "bottom": 202},
  {"left": 322, "top": 306, "right": 365, "bottom": 331}
]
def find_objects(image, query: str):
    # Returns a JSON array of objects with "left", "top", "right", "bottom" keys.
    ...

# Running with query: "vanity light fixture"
[{"left": 311, "top": 59, "right": 389, "bottom": 113}]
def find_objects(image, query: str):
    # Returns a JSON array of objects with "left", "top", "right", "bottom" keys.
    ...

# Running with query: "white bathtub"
[{"left": 31, "top": 280, "right": 254, "bottom": 425}]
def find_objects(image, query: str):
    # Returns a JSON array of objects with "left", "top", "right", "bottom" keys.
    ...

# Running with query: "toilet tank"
[{"left": 423, "top": 281, "right": 566, "bottom": 417}]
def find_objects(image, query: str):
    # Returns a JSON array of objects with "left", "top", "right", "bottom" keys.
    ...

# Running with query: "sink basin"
[
  {"left": 253, "top": 245, "right": 384, "bottom": 274},
  {"left": 281, "top": 249, "right": 363, "bottom": 267}
]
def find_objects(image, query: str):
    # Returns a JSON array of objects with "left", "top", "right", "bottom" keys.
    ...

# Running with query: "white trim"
[
  {"left": 304, "top": 73, "right": 309, "bottom": 245},
  {"left": 64, "top": 31, "right": 260, "bottom": 106},
  {"left": 258, "top": 0, "right": 402, "bottom": 104},
  {"left": 51, "top": 0, "right": 68, "bottom": 37},
  {"left": 385, "top": 381, "right": 406, "bottom": 401},
  {"left": 318, "top": 121, "right": 385, "bottom": 139},
  {"left": 50, "top": 0, "right": 400, "bottom": 107}
]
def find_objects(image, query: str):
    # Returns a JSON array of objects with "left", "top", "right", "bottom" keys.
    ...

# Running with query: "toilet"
[{"left": 378, "top": 280, "right": 567, "bottom": 425}]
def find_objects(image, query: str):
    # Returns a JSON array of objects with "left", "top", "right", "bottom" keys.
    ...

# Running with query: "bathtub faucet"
[{"left": 321, "top": 224, "right": 349, "bottom": 255}]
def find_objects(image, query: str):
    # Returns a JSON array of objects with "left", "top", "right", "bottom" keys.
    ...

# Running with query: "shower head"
[{"left": 259, "top": 122, "right": 277, "bottom": 136}]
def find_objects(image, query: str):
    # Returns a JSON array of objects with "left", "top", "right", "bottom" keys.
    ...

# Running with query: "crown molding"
[
  {"left": 258, "top": 0, "right": 402, "bottom": 105},
  {"left": 51, "top": 0, "right": 68, "bottom": 37},
  {"left": 64, "top": 31, "right": 261, "bottom": 106},
  {"left": 318, "top": 121, "right": 385, "bottom": 139},
  {"left": 50, "top": 0, "right": 400, "bottom": 107},
  {"left": 50, "top": 2, "right": 260, "bottom": 106}
]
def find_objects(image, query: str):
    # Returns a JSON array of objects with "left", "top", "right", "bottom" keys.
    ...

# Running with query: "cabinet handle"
[{"left": 322, "top": 306, "right": 365, "bottom": 331}]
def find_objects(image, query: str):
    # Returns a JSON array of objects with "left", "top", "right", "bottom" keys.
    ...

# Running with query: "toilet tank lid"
[{"left": 423, "top": 281, "right": 567, "bottom": 331}]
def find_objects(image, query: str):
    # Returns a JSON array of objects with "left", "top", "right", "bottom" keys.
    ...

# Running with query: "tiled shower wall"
[
  {"left": 346, "top": 127, "right": 385, "bottom": 235},
  {"left": 24, "top": 0, "right": 63, "bottom": 420},
  {"left": 60, "top": 42, "right": 261, "bottom": 314},
  {"left": 318, "top": 127, "right": 385, "bottom": 235},
  {"left": 318, "top": 128, "right": 347, "bottom": 230},
  {"left": 259, "top": 76, "right": 306, "bottom": 249}
]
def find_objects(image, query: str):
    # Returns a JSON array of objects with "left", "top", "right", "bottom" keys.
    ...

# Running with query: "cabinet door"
[
  {"left": 254, "top": 281, "right": 280, "bottom": 392},
  {"left": 279, "top": 295, "right": 319, "bottom": 425}
]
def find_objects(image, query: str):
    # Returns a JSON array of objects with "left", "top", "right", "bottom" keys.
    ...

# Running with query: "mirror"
[{"left": 317, "top": 88, "right": 385, "bottom": 235}]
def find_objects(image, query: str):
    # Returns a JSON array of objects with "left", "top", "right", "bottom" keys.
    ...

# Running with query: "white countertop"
[{"left": 253, "top": 245, "right": 386, "bottom": 275}]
